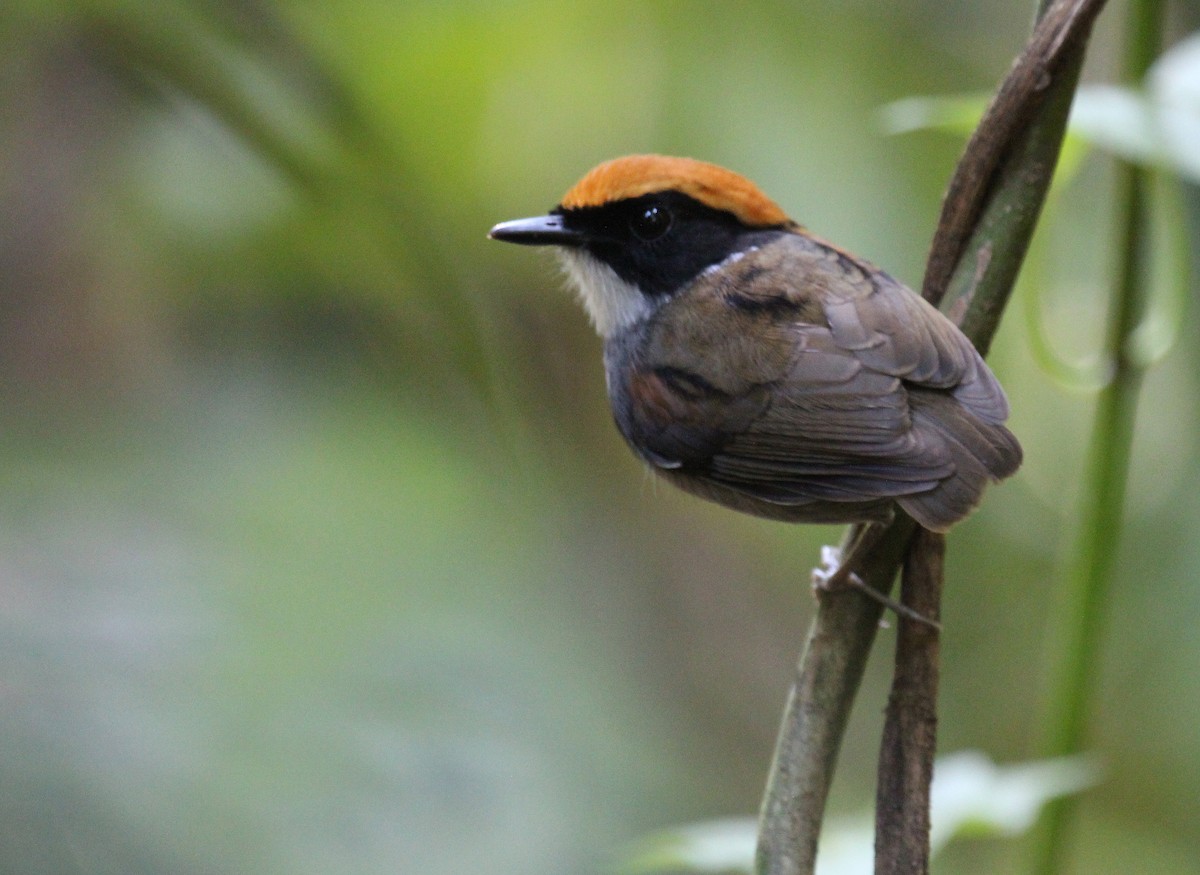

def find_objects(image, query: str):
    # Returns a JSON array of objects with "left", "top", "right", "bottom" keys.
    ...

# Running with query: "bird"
[{"left": 489, "top": 155, "right": 1021, "bottom": 535}]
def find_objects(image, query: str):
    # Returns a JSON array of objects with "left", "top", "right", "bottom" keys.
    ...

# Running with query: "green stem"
[
  {"left": 1030, "top": 2, "right": 1163, "bottom": 871},
  {"left": 755, "top": 521, "right": 915, "bottom": 875},
  {"left": 755, "top": 5, "right": 1108, "bottom": 872}
]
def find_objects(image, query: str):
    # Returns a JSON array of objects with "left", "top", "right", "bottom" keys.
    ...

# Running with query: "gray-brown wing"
[
  {"left": 687, "top": 231, "right": 1011, "bottom": 425},
  {"left": 704, "top": 325, "right": 957, "bottom": 504},
  {"left": 610, "top": 233, "right": 1019, "bottom": 522},
  {"left": 611, "top": 315, "right": 956, "bottom": 508},
  {"left": 821, "top": 261, "right": 1010, "bottom": 425}
]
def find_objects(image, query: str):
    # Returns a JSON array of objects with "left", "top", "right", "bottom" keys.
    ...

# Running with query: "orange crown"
[{"left": 558, "top": 155, "right": 792, "bottom": 228}]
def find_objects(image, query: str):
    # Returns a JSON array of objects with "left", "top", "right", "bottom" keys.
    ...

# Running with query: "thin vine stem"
[
  {"left": 753, "top": 3, "right": 1107, "bottom": 873},
  {"left": 1029, "top": 1, "right": 1165, "bottom": 871},
  {"left": 874, "top": 530, "right": 944, "bottom": 875}
]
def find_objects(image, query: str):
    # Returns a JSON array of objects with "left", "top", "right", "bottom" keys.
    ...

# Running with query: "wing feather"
[{"left": 604, "top": 233, "right": 1020, "bottom": 527}]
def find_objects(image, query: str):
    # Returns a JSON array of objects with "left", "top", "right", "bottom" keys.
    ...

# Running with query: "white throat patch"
[{"left": 557, "top": 249, "right": 652, "bottom": 339}]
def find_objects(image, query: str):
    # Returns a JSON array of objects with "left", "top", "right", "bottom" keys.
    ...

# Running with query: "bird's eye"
[{"left": 630, "top": 204, "right": 672, "bottom": 241}]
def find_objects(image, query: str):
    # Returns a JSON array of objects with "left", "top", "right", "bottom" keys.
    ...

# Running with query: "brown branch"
[
  {"left": 757, "top": 520, "right": 917, "bottom": 875},
  {"left": 922, "top": 0, "right": 1110, "bottom": 309},
  {"left": 873, "top": 0, "right": 1108, "bottom": 871},
  {"left": 755, "top": 2, "right": 1109, "bottom": 874},
  {"left": 874, "top": 529, "right": 945, "bottom": 875}
]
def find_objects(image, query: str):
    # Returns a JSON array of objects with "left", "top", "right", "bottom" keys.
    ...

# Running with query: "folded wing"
[{"left": 608, "top": 234, "right": 1021, "bottom": 531}]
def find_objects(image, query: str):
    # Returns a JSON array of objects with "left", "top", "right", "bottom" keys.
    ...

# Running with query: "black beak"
[{"left": 488, "top": 214, "right": 585, "bottom": 247}]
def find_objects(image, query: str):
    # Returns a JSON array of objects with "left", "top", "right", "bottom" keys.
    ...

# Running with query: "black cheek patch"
[{"left": 562, "top": 193, "right": 790, "bottom": 299}]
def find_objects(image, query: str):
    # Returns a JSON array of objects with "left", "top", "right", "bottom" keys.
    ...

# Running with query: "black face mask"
[{"left": 556, "top": 191, "right": 790, "bottom": 298}]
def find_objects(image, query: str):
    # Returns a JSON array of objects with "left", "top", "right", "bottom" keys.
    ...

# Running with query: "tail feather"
[{"left": 898, "top": 390, "right": 1022, "bottom": 532}]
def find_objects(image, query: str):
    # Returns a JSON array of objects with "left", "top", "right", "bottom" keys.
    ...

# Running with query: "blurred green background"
[{"left": 2, "top": 1, "right": 1199, "bottom": 873}]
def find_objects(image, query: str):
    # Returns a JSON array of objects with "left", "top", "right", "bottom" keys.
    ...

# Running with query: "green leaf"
[
  {"left": 1070, "top": 32, "right": 1200, "bottom": 182},
  {"left": 618, "top": 817, "right": 756, "bottom": 875},
  {"left": 926, "top": 751, "right": 1099, "bottom": 849},
  {"left": 616, "top": 753, "right": 1097, "bottom": 875},
  {"left": 877, "top": 94, "right": 990, "bottom": 137},
  {"left": 878, "top": 94, "right": 1091, "bottom": 186},
  {"left": 880, "top": 32, "right": 1200, "bottom": 184},
  {"left": 1069, "top": 86, "right": 1162, "bottom": 166}
]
